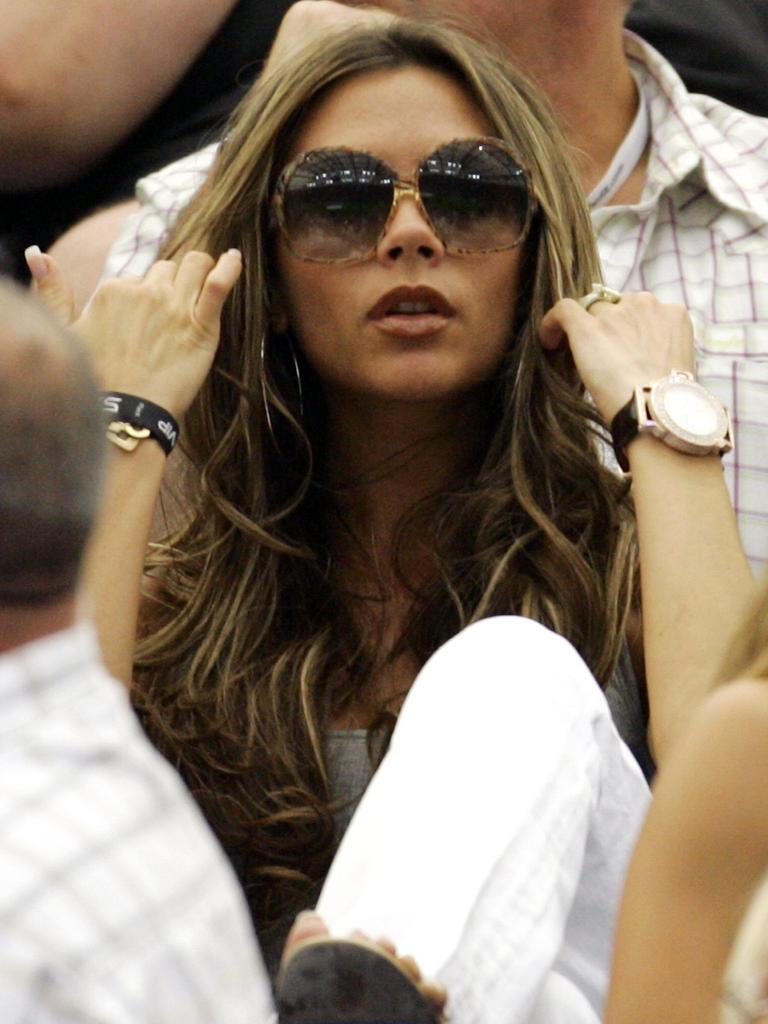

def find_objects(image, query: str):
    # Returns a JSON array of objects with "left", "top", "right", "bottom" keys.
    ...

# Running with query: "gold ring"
[{"left": 578, "top": 283, "right": 622, "bottom": 311}]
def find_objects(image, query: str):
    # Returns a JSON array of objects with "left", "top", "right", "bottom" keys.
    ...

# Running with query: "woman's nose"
[{"left": 375, "top": 193, "right": 446, "bottom": 265}]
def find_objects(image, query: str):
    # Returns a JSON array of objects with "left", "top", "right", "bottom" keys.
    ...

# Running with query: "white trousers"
[{"left": 317, "top": 616, "right": 650, "bottom": 1024}]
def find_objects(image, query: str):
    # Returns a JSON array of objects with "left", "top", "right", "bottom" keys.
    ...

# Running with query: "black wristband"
[{"left": 101, "top": 392, "right": 179, "bottom": 455}]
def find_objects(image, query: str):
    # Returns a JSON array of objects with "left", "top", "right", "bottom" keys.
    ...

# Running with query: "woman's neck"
[
  {"left": 323, "top": 391, "right": 485, "bottom": 556},
  {"left": 321, "top": 391, "right": 487, "bottom": 725},
  {"left": 503, "top": 5, "right": 640, "bottom": 198}
]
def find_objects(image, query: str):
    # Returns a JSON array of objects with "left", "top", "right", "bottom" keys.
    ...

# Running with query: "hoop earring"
[
  {"left": 260, "top": 330, "right": 305, "bottom": 442},
  {"left": 260, "top": 332, "right": 275, "bottom": 439},
  {"left": 286, "top": 332, "right": 305, "bottom": 421}
]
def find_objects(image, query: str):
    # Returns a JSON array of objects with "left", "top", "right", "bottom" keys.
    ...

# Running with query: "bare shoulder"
[
  {"left": 675, "top": 679, "right": 768, "bottom": 768},
  {"left": 699, "top": 677, "right": 768, "bottom": 720},
  {"left": 649, "top": 679, "right": 768, "bottom": 867}
]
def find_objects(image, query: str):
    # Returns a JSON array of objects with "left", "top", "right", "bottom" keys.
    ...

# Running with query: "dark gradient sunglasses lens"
[
  {"left": 419, "top": 140, "right": 530, "bottom": 250},
  {"left": 281, "top": 150, "right": 394, "bottom": 260}
]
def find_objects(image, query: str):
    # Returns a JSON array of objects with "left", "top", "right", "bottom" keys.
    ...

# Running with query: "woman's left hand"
[{"left": 539, "top": 291, "right": 696, "bottom": 422}]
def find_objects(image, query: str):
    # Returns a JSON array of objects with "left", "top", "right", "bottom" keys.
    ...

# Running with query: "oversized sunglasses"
[{"left": 272, "top": 137, "right": 536, "bottom": 263}]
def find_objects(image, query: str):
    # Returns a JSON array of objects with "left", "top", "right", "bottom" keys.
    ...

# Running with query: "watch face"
[{"left": 649, "top": 377, "right": 728, "bottom": 447}]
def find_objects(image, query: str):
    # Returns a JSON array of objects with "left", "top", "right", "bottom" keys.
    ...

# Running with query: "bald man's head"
[{"left": 0, "top": 280, "right": 103, "bottom": 604}]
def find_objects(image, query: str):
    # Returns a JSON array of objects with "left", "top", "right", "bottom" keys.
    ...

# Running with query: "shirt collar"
[
  {"left": 0, "top": 619, "right": 101, "bottom": 709},
  {"left": 623, "top": 30, "right": 768, "bottom": 223}
]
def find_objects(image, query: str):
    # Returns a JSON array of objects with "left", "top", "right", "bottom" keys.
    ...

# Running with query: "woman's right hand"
[{"left": 27, "top": 247, "right": 242, "bottom": 420}]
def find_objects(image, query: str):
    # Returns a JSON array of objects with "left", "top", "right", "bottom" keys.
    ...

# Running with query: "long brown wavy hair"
[{"left": 133, "top": 18, "right": 637, "bottom": 935}]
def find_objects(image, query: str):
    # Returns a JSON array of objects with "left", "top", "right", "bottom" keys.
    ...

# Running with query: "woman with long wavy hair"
[{"left": 28, "top": 8, "right": 754, "bottom": 1018}]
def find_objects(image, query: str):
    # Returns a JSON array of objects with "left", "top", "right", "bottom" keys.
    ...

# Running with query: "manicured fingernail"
[
  {"left": 24, "top": 245, "right": 49, "bottom": 279},
  {"left": 227, "top": 248, "right": 242, "bottom": 258}
]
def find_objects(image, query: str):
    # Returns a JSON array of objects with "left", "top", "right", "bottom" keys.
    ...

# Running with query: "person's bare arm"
[
  {"left": 604, "top": 680, "right": 768, "bottom": 1024},
  {"left": 29, "top": 247, "right": 243, "bottom": 684},
  {"left": 628, "top": 436, "right": 752, "bottom": 762},
  {"left": 0, "top": 0, "right": 238, "bottom": 189},
  {"left": 540, "top": 293, "right": 756, "bottom": 766}
]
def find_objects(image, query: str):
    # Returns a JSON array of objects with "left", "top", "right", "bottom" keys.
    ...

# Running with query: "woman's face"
[{"left": 274, "top": 65, "right": 524, "bottom": 408}]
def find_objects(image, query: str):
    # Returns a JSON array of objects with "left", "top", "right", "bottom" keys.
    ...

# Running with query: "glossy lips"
[{"left": 367, "top": 286, "right": 456, "bottom": 339}]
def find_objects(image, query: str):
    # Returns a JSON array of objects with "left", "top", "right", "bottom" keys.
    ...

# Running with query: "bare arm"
[
  {"left": 604, "top": 680, "right": 768, "bottom": 1024},
  {"left": 540, "top": 293, "right": 757, "bottom": 765},
  {"left": 31, "top": 248, "right": 243, "bottom": 683},
  {"left": 628, "top": 437, "right": 752, "bottom": 762},
  {"left": 0, "top": 0, "right": 238, "bottom": 189}
]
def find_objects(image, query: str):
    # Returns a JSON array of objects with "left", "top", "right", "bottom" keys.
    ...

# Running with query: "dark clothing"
[
  {"left": 627, "top": 0, "right": 768, "bottom": 117},
  {"left": 0, "top": 0, "right": 293, "bottom": 279}
]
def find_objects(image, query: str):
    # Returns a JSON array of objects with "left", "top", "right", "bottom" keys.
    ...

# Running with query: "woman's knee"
[{"left": 405, "top": 615, "right": 606, "bottom": 725}]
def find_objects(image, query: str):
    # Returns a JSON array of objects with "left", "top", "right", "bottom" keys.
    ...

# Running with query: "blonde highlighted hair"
[{"left": 133, "top": 17, "right": 637, "bottom": 936}]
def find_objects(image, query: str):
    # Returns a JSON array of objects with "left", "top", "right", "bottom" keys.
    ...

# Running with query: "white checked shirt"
[
  {"left": 102, "top": 33, "right": 768, "bottom": 573},
  {"left": 0, "top": 621, "right": 275, "bottom": 1024},
  {"left": 596, "top": 32, "right": 768, "bottom": 574}
]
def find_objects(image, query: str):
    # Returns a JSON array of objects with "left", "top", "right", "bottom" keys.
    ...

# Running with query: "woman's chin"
[{"left": 340, "top": 373, "right": 491, "bottom": 409}]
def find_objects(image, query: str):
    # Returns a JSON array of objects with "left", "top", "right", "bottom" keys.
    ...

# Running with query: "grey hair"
[{"left": 0, "top": 280, "right": 104, "bottom": 603}]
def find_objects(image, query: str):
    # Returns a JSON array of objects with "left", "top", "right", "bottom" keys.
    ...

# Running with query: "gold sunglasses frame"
[{"left": 271, "top": 136, "right": 537, "bottom": 264}]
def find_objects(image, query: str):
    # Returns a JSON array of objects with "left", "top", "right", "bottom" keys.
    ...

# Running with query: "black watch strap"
[{"left": 609, "top": 395, "right": 639, "bottom": 472}]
